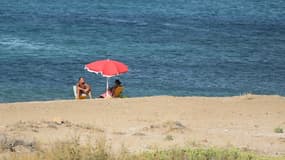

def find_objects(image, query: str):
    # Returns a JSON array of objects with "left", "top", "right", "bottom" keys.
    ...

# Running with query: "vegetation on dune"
[
  {"left": 1, "top": 138, "right": 284, "bottom": 160},
  {"left": 274, "top": 127, "right": 283, "bottom": 133}
]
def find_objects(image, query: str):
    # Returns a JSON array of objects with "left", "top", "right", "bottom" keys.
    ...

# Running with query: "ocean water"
[{"left": 0, "top": 0, "right": 285, "bottom": 103}]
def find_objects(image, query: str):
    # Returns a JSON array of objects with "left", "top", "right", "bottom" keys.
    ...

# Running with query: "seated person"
[
  {"left": 76, "top": 77, "right": 92, "bottom": 99},
  {"left": 111, "top": 79, "right": 124, "bottom": 98},
  {"left": 100, "top": 79, "right": 124, "bottom": 98}
]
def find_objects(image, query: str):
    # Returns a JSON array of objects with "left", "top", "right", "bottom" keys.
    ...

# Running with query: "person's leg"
[{"left": 88, "top": 91, "right": 92, "bottom": 99}]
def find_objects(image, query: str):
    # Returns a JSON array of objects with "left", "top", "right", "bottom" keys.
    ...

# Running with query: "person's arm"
[
  {"left": 84, "top": 84, "right": 90, "bottom": 92},
  {"left": 77, "top": 84, "right": 89, "bottom": 93},
  {"left": 111, "top": 86, "right": 117, "bottom": 97},
  {"left": 77, "top": 86, "right": 85, "bottom": 91},
  {"left": 85, "top": 84, "right": 92, "bottom": 99},
  {"left": 88, "top": 92, "right": 92, "bottom": 99}
]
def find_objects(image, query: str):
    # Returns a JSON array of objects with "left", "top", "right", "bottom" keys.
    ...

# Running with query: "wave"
[
  {"left": 91, "top": 17, "right": 148, "bottom": 26},
  {"left": 0, "top": 36, "right": 55, "bottom": 51}
]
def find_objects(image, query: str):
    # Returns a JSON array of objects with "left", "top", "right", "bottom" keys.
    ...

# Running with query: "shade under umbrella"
[{"left": 85, "top": 59, "right": 128, "bottom": 97}]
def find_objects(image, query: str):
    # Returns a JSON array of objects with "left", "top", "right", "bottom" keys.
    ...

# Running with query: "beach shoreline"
[
  {"left": 0, "top": 95, "right": 285, "bottom": 156},
  {"left": 1, "top": 94, "right": 284, "bottom": 104}
]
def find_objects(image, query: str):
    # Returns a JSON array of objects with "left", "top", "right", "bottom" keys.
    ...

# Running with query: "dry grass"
[
  {"left": 2, "top": 137, "right": 285, "bottom": 160},
  {"left": 145, "top": 121, "right": 187, "bottom": 134},
  {"left": 164, "top": 135, "right": 174, "bottom": 141},
  {"left": 0, "top": 134, "right": 38, "bottom": 153}
]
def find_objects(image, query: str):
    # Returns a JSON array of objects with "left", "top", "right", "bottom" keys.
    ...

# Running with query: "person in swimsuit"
[
  {"left": 99, "top": 79, "right": 124, "bottom": 98},
  {"left": 76, "top": 77, "right": 92, "bottom": 99},
  {"left": 110, "top": 79, "right": 124, "bottom": 98}
]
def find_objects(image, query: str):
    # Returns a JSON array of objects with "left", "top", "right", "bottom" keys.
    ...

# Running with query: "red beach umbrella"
[{"left": 85, "top": 59, "right": 128, "bottom": 97}]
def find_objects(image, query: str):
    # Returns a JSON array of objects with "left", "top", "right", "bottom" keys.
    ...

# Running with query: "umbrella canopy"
[
  {"left": 85, "top": 59, "right": 128, "bottom": 98},
  {"left": 85, "top": 59, "right": 128, "bottom": 77}
]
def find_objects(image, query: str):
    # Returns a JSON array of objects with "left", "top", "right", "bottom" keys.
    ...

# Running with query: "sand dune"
[{"left": 0, "top": 95, "right": 285, "bottom": 156}]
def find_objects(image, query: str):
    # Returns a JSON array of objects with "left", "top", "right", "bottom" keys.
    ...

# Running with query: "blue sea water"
[{"left": 0, "top": 0, "right": 285, "bottom": 103}]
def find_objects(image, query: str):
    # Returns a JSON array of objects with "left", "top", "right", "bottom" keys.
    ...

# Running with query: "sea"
[{"left": 0, "top": 0, "right": 284, "bottom": 103}]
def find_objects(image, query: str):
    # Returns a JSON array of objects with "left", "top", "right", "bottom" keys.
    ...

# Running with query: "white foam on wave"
[
  {"left": 162, "top": 23, "right": 183, "bottom": 27},
  {"left": 91, "top": 17, "right": 148, "bottom": 26},
  {"left": 0, "top": 36, "right": 55, "bottom": 51}
]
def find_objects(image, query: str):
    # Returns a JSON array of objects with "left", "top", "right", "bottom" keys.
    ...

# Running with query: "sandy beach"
[{"left": 0, "top": 95, "right": 285, "bottom": 156}]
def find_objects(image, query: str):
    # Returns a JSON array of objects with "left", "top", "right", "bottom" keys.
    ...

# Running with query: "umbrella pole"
[{"left": 106, "top": 77, "right": 109, "bottom": 97}]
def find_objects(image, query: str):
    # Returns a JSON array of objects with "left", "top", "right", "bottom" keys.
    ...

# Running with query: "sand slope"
[{"left": 0, "top": 95, "right": 285, "bottom": 155}]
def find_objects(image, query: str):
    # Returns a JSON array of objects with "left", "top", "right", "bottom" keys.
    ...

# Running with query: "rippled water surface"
[{"left": 0, "top": 0, "right": 285, "bottom": 102}]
